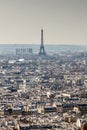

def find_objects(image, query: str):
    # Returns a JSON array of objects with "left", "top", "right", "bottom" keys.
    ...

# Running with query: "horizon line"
[{"left": 0, "top": 43, "right": 87, "bottom": 46}]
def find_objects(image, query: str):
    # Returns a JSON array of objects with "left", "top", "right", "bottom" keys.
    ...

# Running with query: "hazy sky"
[{"left": 0, "top": 0, "right": 87, "bottom": 45}]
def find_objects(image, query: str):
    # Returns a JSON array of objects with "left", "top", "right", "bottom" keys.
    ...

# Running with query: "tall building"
[
  {"left": 16, "top": 48, "right": 32, "bottom": 55},
  {"left": 39, "top": 29, "right": 46, "bottom": 56}
]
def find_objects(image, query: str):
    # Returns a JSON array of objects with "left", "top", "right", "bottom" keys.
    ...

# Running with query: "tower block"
[{"left": 39, "top": 29, "right": 46, "bottom": 56}]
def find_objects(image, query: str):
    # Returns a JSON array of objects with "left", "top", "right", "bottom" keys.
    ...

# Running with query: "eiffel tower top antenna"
[{"left": 39, "top": 29, "right": 46, "bottom": 56}]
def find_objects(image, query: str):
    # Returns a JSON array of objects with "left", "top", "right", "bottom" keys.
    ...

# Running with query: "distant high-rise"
[
  {"left": 39, "top": 29, "right": 46, "bottom": 56},
  {"left": 15, "top": 48, "right": 32, "bottom": 55}
]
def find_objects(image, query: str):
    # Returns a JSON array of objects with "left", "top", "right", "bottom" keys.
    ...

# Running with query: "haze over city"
[
  {"left": 0, "top": 1, "right": 87, "bottom": 129},
  {"left": 0, "top": 0, "right": 87, "bottom": 45}
]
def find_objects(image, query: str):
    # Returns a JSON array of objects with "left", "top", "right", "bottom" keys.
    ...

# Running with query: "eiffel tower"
[{"left": 39, "top": 29, "right": 46, "bottom": 56}]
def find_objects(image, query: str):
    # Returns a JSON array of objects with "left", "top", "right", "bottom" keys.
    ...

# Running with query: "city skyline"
[{"left": 0, "top": 0, "right": 87, "bottom": 45}]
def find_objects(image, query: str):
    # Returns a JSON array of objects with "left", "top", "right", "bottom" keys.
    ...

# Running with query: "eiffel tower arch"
[{"left": 39, "top": 29, "right": 46, "bottom": 56}]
